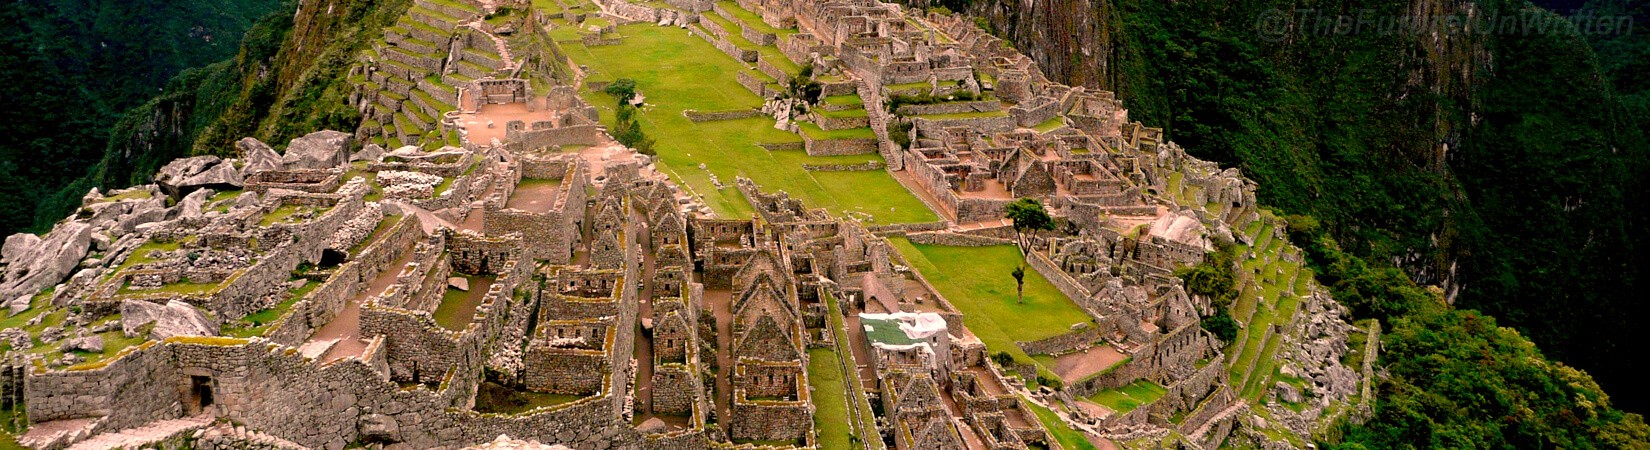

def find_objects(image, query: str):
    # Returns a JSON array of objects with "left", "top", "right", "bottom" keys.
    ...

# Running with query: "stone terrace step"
[{"left": 65, "top": 414, "right": 213, "bottom": 450}]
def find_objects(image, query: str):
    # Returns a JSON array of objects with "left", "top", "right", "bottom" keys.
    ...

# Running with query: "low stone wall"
[
  {"left": 802, "top": 135, "right": 877, "bottom": 156},
  {"left": 507, "top": 124, "right": 605, "bottom": 150},
  {"left": 524, "top": 347, "right": 609, "bottom": 394},
  {"left": 683, "top": 109, "right": 764, "bottom": 122},
  {"left": 954, "top": 196, "right": 1011, "bottom": 224},
  {"left": 905, "top": 231, "right": 1012, "bottom": 247},
  {"left": 799, "top": 161, "right": 883, "bottom": 171},
  {"left": 1015, "top": 324, "right": 1101, "bottom": 356},
  {"left": 911, "top": 114, "right": 1016, "bottom": 134},
  {"left": 1011, "top": 99, "right": 1061, "bottom": 128},
  {"left": 893, "top": 100, "right": 1000, "bottom": 116},
  {"left": 735, "top": 70, "right": 777, "bottom": 98},
  {"left": 25, "top": 340, "right": 177, "bottom": 433},
  {"left": 756, "top": 57, "right": 788, "bottom": 82},
  {"left": 815, "top": 114, "right": 870, "bottom": 131},
  {"left": 650, "top": 363, "right": 699, "bottom": 414},
  {"left": 758, "top": 141, "right": 804, "bottom": 151},
  {"left": 1027, "top": 251, "right": 1093, "bottom": 312}
]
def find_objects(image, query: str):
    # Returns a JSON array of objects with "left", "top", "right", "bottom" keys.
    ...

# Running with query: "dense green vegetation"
[
  {"left": 947, "top": 0, "right": 1649, "bottom": 421},
  {"left": 1289, "top": 212, "right": 1650, "bottom": 448},
  {"left": 1108, "top": 0, "right": 1650, "bottom": 417},
  {"left": 936, "top": 0, "right": 1650, "bottom": 443},
  {"left": 0, "top": 0, "right": 285, "bottom": 235}
]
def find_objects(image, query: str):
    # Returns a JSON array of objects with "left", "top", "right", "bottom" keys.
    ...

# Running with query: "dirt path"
[
  {"left": 312, "top": 243, "right": 416, "bottom": 363},
  {"left": 702, "top": 288, "right": 734, "bottom": 424}
]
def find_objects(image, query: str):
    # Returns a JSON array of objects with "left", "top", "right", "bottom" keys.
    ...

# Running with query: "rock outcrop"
[
  {"left": 155, "top": 156, "right": 244, "bottom": 198},
  {"left": 0, "top": 222, "right": 94, "bottom": 306},
  {"left": 121, "top": 300, "right": 219, "bottom": 340},
  {"left": 282, "top": 130, "right": 353, "bottom": 169}
]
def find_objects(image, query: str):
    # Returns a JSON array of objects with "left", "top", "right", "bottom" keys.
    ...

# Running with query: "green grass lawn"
[
  {"left": 798, "top": 122, "right": 876, "bottom": 140},
  {"left": 1087, "top": 379, "right": 1167, "bottom": 414},
  {"left": 1024, "top": 397, "right": 1098, "bottom": 450},
  {"left": 1033, "top": 116, "right": 1066, "bottom": 132},
  {"left": 807, "top": 347, "right": 855, "bottom": 449},
  {"left": 890, "top": 239, "right": 1094, "bottom": 380},
  {"left": 823, "top": 292, "right": 879, "bottom": 447},
  {"left": 434, "top": 274, "right": 492, "bottom": 331},
  {"left": 822, "top": 94, "right": 864, "bottom": 107},
  {"left": 563, "top": 24, "right": 936, "bottom": 223},
  {"left": 259, "top": 204, "right": 317, "bottom": 226}
]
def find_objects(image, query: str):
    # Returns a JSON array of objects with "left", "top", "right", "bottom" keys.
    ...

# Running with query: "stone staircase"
[
  {"left": 194, "top": 422, "right": 309, "bottom": 449},
  {"left": 64, "top": 414, "right": 213, "bottom": 450}
]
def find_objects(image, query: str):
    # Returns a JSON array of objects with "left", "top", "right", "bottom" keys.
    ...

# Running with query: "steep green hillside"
[
  {"left": 937, "top": 0, "right": 1650, "bottom": 416},
  {"left": 0, "top": 0, "right": 283, "bottom": 235},
  {"left": 92, "top": 0, "right": 412, "bottom": 190}
]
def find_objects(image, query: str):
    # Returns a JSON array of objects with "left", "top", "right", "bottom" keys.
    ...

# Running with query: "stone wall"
[
  {"left": 506, "top": 124, "right": 605, "bottom": 152},
  {"left": 1014, "top": 324, "right": 1101, "bottom": 356},
  {"left": 802, "top": 135, "right": 877, "bottom": 156},
  {"left": 729, "top": 400, "right": 811, "bottom": 444},
  {"left": 814, "top": 114, "right": 870, "bottom": 131},
  {"left": 1026, "top": 251, "right": 1093, "bottom": 314},
  {"left": 524, "top": 345, "right": 609, "bottom": 394},
  {"left": 25, "top": 340, "right": 178, "bottom": 433},
  {"left": 893, "top": 100, "right": 1000, "bottom": 116},
  {"left": 683, "top": 109, "right": 765, "bottom": 122},
  {"left": 904, "top": 231, "right": 1012, "bottom": 247},
  {"left": 267, "top": 215, "right": 424, "bottom": 347},
  {"left": 24, "top": 338, "right": 638, "bottom": 449},
  {"left": 799, "top": 161, "right": 884, "bottom": 171},
  {"left": 911, "top": 114, "right": 1016, "bottom": 135},
  {"left": 649, "top": 363, "right": 699, "bottom": 415},
  {"left": 736, "top": 70, "right": 779, "bottom": 98}
]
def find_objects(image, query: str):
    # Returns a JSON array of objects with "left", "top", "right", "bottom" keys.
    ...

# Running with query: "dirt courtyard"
[
  {"left": 1046, "top": 344, "right": 1128, "bottom": 382},
  {"left": 458, "top": 103, "right": 554, "bottom": 145}
]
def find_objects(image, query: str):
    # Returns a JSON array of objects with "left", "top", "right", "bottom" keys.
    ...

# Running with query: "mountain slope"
[
  {"left": 0, "top": 0, "right": 283, "bottom": 235},
  {"left": 934, "top": 0, "right": 1650, "bottom": 416}
]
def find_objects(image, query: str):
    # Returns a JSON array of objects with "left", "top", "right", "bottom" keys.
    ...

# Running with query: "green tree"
[
  {"left": 1003, "top": 197, "right": 1054, "bottom": 256},
  {"left": 604, "top": 78, "right": 638, "bottom": 104}
]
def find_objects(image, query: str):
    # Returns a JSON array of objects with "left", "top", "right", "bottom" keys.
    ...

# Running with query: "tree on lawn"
[
  {"left": 1011, "top": 266, "right": 1026, "bottom": 304},
  {"left": 603, "top": 78, "right": 638, "bottom": 104},
  {"left": 1004, "top": 197, "right": 1054, "bottom": 256}
]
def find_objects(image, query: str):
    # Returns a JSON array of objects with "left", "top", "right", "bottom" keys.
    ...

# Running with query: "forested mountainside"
[
  {"left": 0, "top": 0, "right": 284, "bottom": 235},
  {"left": 927, "top": 0, "right": 1650, "bottom": 420}
]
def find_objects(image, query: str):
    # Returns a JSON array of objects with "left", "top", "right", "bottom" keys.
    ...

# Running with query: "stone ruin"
[{"left": 0, "top": 0, "right": 1372, "bottom": 449}]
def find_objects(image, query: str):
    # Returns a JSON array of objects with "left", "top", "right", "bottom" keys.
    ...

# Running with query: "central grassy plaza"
[{"left": 557, "top": 24, "right": 937, "bottom": 224}]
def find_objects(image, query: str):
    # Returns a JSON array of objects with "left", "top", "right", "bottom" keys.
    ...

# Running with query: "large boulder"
[
  {"left": 1, "top": 233, "right": 40, "bottom": 265},
  {"left": 352, "top": 143, "right": 385, "bottom": 163},
  {"left": 121, "top": 299, "right": 219, "bottom": 340},
  {"left": 59, "top": 334, "right": 104, "bottom": 353},
  {"left": 155, "top": 156, "right": 243, "bottom": 198},
  {"left": 175, "top": 188, "right": 214, "bottom": 219},
  {"left": 283, "top": 130, "right": 353, "bottom": 170},
  {"left": 357, "top": 413, "right": 400, "bottom": 443},
  {"left": 238, "top": 137, "right": 282, "bottom": 175},
  {"left": 0, "top": 222, "right": 93, "bottom": 303}
]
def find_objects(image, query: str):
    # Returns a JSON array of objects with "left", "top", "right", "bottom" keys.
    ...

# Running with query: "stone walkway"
[{"left": 64, "top": 414, "right": 212, "bottom": 450}]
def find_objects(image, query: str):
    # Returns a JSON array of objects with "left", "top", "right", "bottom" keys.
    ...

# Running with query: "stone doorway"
[{"left": 186, "top": 375, "right": 214, "bottom": 415}]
